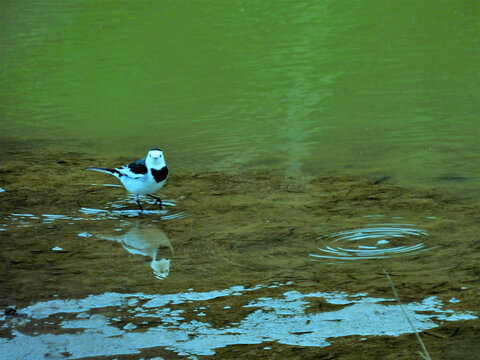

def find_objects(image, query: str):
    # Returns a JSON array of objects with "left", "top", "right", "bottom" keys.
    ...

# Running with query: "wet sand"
[{"left": 0, "top": 139, "right": 479, "bottom": 359}]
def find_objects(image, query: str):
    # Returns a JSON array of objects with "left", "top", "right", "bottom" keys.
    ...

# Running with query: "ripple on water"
[
  {"left": 311, "top": 224, "right": 432, "bottom": 260},
  {"left": 1, "top": 197, "right": 184, "bottom": 231},
  {"left": 80, "top": 195, "right": 185, "bottom": 219}
]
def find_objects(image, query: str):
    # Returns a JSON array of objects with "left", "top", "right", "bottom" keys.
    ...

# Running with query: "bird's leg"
[
  {"left": 135, "top": 195, "right": 144, "bottom": 214},
  {"left": 147, "top": 194, "right": 163, "bottom": 209}
]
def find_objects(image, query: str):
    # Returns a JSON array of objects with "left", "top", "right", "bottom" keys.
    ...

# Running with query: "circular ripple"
[{"left": 311, "top": 224, "right": 432, "bottom": 260}]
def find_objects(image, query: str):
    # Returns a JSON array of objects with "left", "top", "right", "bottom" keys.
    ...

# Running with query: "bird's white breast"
[{"left": 120, "top": 171, "right": 166, "bottom": 195}]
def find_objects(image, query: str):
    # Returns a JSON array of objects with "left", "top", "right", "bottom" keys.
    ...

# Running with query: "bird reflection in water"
[{"left": 100, "top": 224, "right": 173, "bottom": 279}]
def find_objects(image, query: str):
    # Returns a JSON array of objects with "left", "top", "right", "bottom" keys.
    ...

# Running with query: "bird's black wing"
[{"left": 117, "top": 157, "right": 148, "bottom": 178}]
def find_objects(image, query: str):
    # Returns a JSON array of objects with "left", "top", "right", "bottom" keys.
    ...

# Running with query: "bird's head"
[{"left": 146, "top": 148, "right": 166, "bottom": 169}]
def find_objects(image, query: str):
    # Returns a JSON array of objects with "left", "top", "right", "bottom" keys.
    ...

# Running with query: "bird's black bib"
[{"left": 151, "top": 166, "right": 169, "bottom": 183}]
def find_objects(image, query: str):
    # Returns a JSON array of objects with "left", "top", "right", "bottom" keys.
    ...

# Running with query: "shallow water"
[
  {"left": 1, "top": 0, "right": 479, "bottom": 359},
  {"left": 1, "top": 147, "right": 480, "bottom": 359}
]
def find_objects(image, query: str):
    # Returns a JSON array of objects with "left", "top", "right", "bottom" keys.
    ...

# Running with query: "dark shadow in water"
[{"left": 434, "top": 175, "right": 470, "bottom": 182}]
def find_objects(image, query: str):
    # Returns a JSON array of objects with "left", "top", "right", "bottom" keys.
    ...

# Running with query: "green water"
[{"left": 1, "top": 0, "right": 478, "bottom": 185}]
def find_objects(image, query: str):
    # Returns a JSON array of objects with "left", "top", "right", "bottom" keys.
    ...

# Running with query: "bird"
[{"left": 86, "top": 148, "right": 169, "bottom": 213}]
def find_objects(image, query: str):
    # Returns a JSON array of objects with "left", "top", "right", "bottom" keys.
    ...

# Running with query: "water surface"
[
  {"left": 1, "top": 1, "right": 479, "bottom": 359},
  {"left": 1, "top": 0, "right": 478, "bottom": 187}
]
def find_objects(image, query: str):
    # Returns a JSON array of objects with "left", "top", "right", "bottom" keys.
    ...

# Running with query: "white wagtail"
[{"left": 86, "top": 149, "right": 169, "bottom": 213}]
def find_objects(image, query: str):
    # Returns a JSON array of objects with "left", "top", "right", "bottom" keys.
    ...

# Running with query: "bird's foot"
[{"left": 147, "top": 194, "right": 163, "bottom": 209}]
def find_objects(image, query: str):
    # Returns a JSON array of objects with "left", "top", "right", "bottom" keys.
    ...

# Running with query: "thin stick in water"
[{"left": 383, "top": 269, "right": 432, "bottom": 360}]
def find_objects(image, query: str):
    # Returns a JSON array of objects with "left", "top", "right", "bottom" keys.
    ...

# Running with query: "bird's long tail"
[{"left": 85, "top": 167, "right": 121, "bottom": 178}]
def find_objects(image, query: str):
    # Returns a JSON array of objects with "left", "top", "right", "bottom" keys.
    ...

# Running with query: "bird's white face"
[{"left": 146, "top": 149, "right": 166, "bottom": 168}]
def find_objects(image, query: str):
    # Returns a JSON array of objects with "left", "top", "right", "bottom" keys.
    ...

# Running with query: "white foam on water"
[
  {"left": 1, "top": 198, "right": 184, "bottom": 230},
  {"left": 77, "top": 232, "right": 93, "bottom": 238},
  {"left": 43, "top": 214, "right": 72, "bottom": 223},
  {"left": 0, "top": 284, "right": 476, "bottom": 360}
]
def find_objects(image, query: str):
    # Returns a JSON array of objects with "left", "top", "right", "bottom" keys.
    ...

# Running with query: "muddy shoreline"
[{"left": 0, "top": 140, "right": 479, "bottom": 359}]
